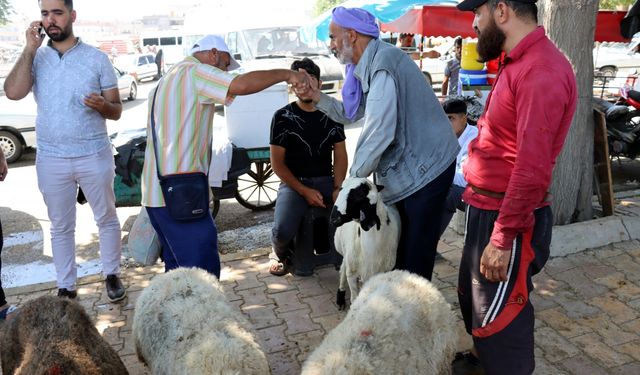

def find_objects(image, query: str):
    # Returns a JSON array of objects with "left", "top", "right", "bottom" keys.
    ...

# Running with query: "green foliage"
[
  {"left": 599, "top": 0, "right": 635, "bottom": 10},
  {"left": 0, "top": 0, "right": 13, "bottom": 26},
  {"left": 313, "top": 0, "right": 345, "bottom": 16}
]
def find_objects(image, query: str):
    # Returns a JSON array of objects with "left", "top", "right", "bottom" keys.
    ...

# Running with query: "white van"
[{"left": 140, "top": 30, "right": 184, "bottom": 69}]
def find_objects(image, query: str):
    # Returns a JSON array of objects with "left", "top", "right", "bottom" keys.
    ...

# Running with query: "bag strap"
[{"left": 149, "top": 86, "right": 164, "bottom": 181}]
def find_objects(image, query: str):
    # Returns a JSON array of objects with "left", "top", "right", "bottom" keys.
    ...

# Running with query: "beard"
[
  {"left": 332, "top": 39, "right": 354, "bottom": 65},
  {"left": 299, "top": 98, "right": 313, "bottom": 104},
  {"left": 476, "top": 16, "right": 505, "bottom": 63},
  {"left": 46, "top": 24, "right": 72, "bottom": 42}
]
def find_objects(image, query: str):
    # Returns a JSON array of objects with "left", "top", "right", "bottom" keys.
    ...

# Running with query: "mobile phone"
[{"left": 38, "top": 24, "right": 45, "bottom": 39}]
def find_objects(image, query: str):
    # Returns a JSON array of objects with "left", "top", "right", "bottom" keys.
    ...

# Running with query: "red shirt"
[{"left": 462, "top": 27, "right": 577, "bottom": 250}]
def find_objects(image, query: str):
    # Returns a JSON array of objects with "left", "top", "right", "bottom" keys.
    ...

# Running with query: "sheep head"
[{"left": 331, "top": 178, "right": 382, "bottom": 231}]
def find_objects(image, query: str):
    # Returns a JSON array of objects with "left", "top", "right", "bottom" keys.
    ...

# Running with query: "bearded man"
[
  {"left": 4, "top": 0, "right": 127, "bottom": 302},
  {"left": 300, "top": 7, "right": 459, "bottom": 281},
  {"left": 453, "top": 1, "right": 577, "bottom": 374}
]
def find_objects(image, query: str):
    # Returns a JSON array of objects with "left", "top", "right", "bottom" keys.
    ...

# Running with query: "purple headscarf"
[{"left": 331, "top": 7, "right": 379, "bottom": 120}]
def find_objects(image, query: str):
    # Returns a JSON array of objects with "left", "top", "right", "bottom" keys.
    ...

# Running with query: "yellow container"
[{"left": 461, "top": 40, "right": 485, "bottom": 71}]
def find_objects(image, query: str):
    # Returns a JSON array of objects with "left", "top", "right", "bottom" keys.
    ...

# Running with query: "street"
[{"left": 0, "top": 80, "right": 363, "bottom": 289}]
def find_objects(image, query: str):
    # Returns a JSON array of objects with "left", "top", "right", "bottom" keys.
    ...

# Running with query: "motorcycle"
[{"left": 593, "top": 88, "right": 640, "bottom": 160}]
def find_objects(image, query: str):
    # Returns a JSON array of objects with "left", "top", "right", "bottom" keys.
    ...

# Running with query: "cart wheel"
[
  {"left": 235, "top": 161, "right": 279, "bottom": 210},
  {"left": 209, "top": 189, "right": 221, "bottom": 218}
]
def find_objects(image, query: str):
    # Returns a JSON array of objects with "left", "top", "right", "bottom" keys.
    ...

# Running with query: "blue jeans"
[
  {"left": 394, "top": 162, "right": 455, "bottom": 280},
  {"left": 145, "top": 206, "right": 220, "bottom": 278},
  {"left": 438, "top": 184, "right": 466, "bottom": 238},
  {"left": 271, "top": 176, "right": 334, "bottom": 262}
]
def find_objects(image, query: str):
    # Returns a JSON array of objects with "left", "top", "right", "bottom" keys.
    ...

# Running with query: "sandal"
[
  {"left": 0, "top": 305, "right": 18, "bottom": 321},
  {"left": 269, "top": 259, "right": 290, "bottom": 276}
]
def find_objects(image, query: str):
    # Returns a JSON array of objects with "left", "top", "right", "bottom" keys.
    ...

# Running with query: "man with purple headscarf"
[{"left": 300, "top": 6, "right": 459, "bottom": 282}]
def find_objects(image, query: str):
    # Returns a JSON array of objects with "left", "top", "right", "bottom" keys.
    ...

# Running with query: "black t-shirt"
[{"left": 269, "top": 102, "right": 345, "bottom": 178}]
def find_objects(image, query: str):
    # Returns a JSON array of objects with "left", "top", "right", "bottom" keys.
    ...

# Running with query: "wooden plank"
[{"left": 593, "top": 109, "right": 615, "bottom": 216}]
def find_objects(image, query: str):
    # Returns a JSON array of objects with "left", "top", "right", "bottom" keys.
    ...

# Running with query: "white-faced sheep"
[
  {"left": 0, "top": 295, "right": 129, "bottom": 375},
  {"left": 132, "top": 267, "right": 270, "bottom": 375},
  {"left": 331, "top": 177, "right": 401, "bottom": 309},
  {"left": 301, "top": 270, "right": 458, "bottom": 375}
]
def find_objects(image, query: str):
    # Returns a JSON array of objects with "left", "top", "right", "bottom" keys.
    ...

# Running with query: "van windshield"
[{"left": 245, "top": 27, "right": 330, "bottom": 58}]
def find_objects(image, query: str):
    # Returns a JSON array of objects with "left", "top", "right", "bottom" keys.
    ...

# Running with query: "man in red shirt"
[{"left": 454, "top": 0, "right": 577, "bottom": 374}]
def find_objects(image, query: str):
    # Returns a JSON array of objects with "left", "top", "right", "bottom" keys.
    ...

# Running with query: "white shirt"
[{"left": 454, "top": 124, "right": 478, "bottom": 187}]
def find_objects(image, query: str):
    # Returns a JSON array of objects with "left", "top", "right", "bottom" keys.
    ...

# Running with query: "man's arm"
[
  {"left": 270, "top": 145, "right": 325, "bottom": 208},
  {"left": 84, "top": 88, "right": 122, "bottom": 120},
  {"left": 441, "top": 75, "right": 449, "bottom": 96},
  {"left": 332, "top": 141, "right": 348, "bottom": 202},
  {"left": 228, "top": 69, "right": 309, "bottom": 96},
  {"left": 4, "top": 21, "right": 44, "bottom": 100}
]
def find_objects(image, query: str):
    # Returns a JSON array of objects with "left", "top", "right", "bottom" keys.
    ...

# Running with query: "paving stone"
[
  {"left": 537, "top": 308, "right": 592, "bottom": 339},
  {"left": 290, "top": 329, "right": 326, "bottom": 364},
  {"left": 609, "top": 361, "right": 640, "bottom": 375},
  {"left": 552, "top": 289, "right": 602, "bottom": 319},
  {"left": 120, "top": 353, "right": 151, "bottom": 375},
  {"left": 554, "top": 268, "right": 609, "bottom": 299},
  {"left": 433, "top": 262, "right": 458, "bottom": 279},
  {"left": 601, "top": 254, "right": 640, "bottom": 282},
  {"left": 232, "top": 269, "right": 265, "bottom": 292},
  {"left": 536, "top": 326, "right": 581, "bottom": 363},
  {"left": 560, "top": 355, "right": 610, "bottom": 375},
  {"left": 256, "top": 324, "right": 297, "bottom": 354},
  {"left": 279, "top": 308, "right": 322, "bottom": 336},
  {"left": 293, "top": 276, "right": 331, "bottom": 298},
  {"left": 588, "top": 293, "right": 638, "bottom": 324},
  {"left": 271, "top": 290, "right": 307, "bottom": 314},
  {"left": 577, "top": 314, "right": 638, "bottom": 346},
  {"left": 302, "top": 292, "right": 339, "bottom": 318},
  {"left": 237, "top": 286, "right": 273, "bottom": 308},
  {"left": 267, "top": 348, "right": 302, "bottom": 375},
  {"left": 529, "top": 291, "right": 559, "bottom": 312},
  {"left": 616, "top": 340, "right": 640, "bottom": 362},
  {"left": 544, "top": 257, "right": 576, "bottom": 276},
  {"left": 570, "top": 333, "right": 633, "bottom": 368},
  {"left": 242, "top": 303, "right": 283, "bottom": 330},
  {"left": 622, "top": 318, "right": 640, "bottom": 333},
  {"left": 261, "top": 275, "right": 297, "bottom": 294},
  {"left": 312, "top": 312, "right": 345, "bottom": 333},
  {"left": 534, "top": 354, "right": 567, "bottom": 375}
]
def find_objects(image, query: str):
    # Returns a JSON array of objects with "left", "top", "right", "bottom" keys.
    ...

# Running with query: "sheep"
[
  {"left": 132, "top": 267, "right": 270, "bottom": 375},
  {"left": 331, "top": 177, "right": 401, "bottom": 309},
  {"left": 301, "top": 270, "right": 458, "bottom": 375},
  {"left": 0, "top": 295, "right": 129, "bottom": 375}
]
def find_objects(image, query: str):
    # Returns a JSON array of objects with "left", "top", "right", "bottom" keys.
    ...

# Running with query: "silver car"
[{"left": 0, "top": 70, "right": 137, "bottom": 163}]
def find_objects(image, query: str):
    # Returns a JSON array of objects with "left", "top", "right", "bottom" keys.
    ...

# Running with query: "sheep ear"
[{"left": 376, "top": 184, "right": 384, "bottom": 192}]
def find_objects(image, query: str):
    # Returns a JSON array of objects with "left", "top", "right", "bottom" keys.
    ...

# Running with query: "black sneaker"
[
  {"left": 105, "top": 274, "right": 126, "bottom": 303},
  {"left": 57, "top": 288, "right": 77, "bottom": 299},
  {"left": 452, "top": 351, "right": 485, "bottom": 375}
]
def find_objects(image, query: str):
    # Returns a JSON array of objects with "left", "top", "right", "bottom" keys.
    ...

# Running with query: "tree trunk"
[{"left": 539, "top": 0, "right": 598, "bottom": 224}]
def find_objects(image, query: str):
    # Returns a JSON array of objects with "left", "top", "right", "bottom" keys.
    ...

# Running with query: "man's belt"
[
  {"left": 469, "top": 184, "right": 553, "bottom": 203},
  {"left": 470, "top": 184, "right": 505, "bottom": 199}
]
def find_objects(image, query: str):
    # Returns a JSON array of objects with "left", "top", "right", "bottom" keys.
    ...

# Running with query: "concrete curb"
[{"left": 550, "top": 215, "right": 638, "bottom": 257}]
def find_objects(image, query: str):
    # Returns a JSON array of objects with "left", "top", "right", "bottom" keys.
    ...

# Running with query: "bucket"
[
  {"left": 461, "top": 40, "right": 484, "bottom": 71},
  {"left": 459, "top": 69, "right": 488, "bottom": 86}
]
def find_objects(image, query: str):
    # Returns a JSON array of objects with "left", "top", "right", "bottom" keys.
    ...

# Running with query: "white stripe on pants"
[{"left": 36, "top": 146, "right": 121, "bottom": 290}]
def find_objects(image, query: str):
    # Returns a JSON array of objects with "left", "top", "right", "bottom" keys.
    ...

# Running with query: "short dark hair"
[
  {"left": 291, "top": 58, "right": 320, "bottom": 81},
  {"left": 454, "top": 37, "right": 462, "bottom": 47},
  {"left": 488, "top": 0, "right": 537, "bottom": 23},
  {"left": 443, "top": 99, "right": 467, "bottom": 114},
  {"left": 39, "top": 0, "right": 73, "bottom": 11}
]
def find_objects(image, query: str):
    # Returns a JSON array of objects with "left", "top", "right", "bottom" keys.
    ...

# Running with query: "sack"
[
  {"left": 159, "top": 172, "right": 210, "bottom": 221},
  {"left": 129, "top": 208, "right": 161, "bottom": 266}
]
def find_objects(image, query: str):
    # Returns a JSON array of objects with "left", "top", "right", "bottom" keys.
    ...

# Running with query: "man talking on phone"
[{"left": 4, "top": 0, "right": 126, "bottom": 303}]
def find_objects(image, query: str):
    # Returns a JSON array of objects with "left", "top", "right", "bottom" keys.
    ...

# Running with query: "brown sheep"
[{"left": 0, "top": 295, "right": 128, "bottom": 375}]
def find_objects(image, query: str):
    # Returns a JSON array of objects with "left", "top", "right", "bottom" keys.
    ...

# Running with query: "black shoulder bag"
[{"left": 150, "top": 88, "right": 209, "bottom": 221}]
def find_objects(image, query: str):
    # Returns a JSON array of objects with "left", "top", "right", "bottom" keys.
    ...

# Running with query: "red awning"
[{"left": 381, "top": 6, "right": 630, "bottom": 43}]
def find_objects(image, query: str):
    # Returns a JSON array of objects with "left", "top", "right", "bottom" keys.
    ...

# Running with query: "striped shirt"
[{"left": 141, "top": 56, "right": 235, "bottom": 207}]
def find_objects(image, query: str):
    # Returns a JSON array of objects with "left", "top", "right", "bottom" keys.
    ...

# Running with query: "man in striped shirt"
[{"left": 141, "top": 35, "right": 310, "bottom": 278}]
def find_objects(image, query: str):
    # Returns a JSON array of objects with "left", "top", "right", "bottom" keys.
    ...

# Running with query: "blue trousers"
[
  {"left": 145, "top": 206, "right": 220, "bottom": 278},
  {"left": 438, "top": 184, "right": 466, "bottom": 238},
  {"left": 394, "top": 162, "right": 455, "bottom": 280},
  {"left": 271, "top": 176, "right": 334, "bottom": 261}
]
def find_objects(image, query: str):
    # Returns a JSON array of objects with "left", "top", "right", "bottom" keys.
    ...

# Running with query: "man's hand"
[
  {"left": 26, "top": 21, "right": 45, "bottom": 51},
  {"left": 480, "top": 242, "right": 511, "bottom": 282},
  {"left": 301, "top": 187, "right": 326, "bottom": 208},
  {"left": 83, "top": 93, "right": 107, "bottom": 112},
  {"left": 287, "top": 70, "right": 311, "bottom": 91},
  {"left": 292, "top": 69, "right": 321, "bottom": 103}
]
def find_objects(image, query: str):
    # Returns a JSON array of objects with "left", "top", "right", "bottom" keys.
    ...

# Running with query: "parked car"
[
  {"left": 115, "top": 66, "right": 137, "bottom": 101},
  {"left": 0, "top": 70, "right": 138, "bottom": 163},
  {"left": 113, "top": 53, "right": 157, "bottom": 83},
  {"left": 594, "top": 40, "right": 640, "bottom": 80}
]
